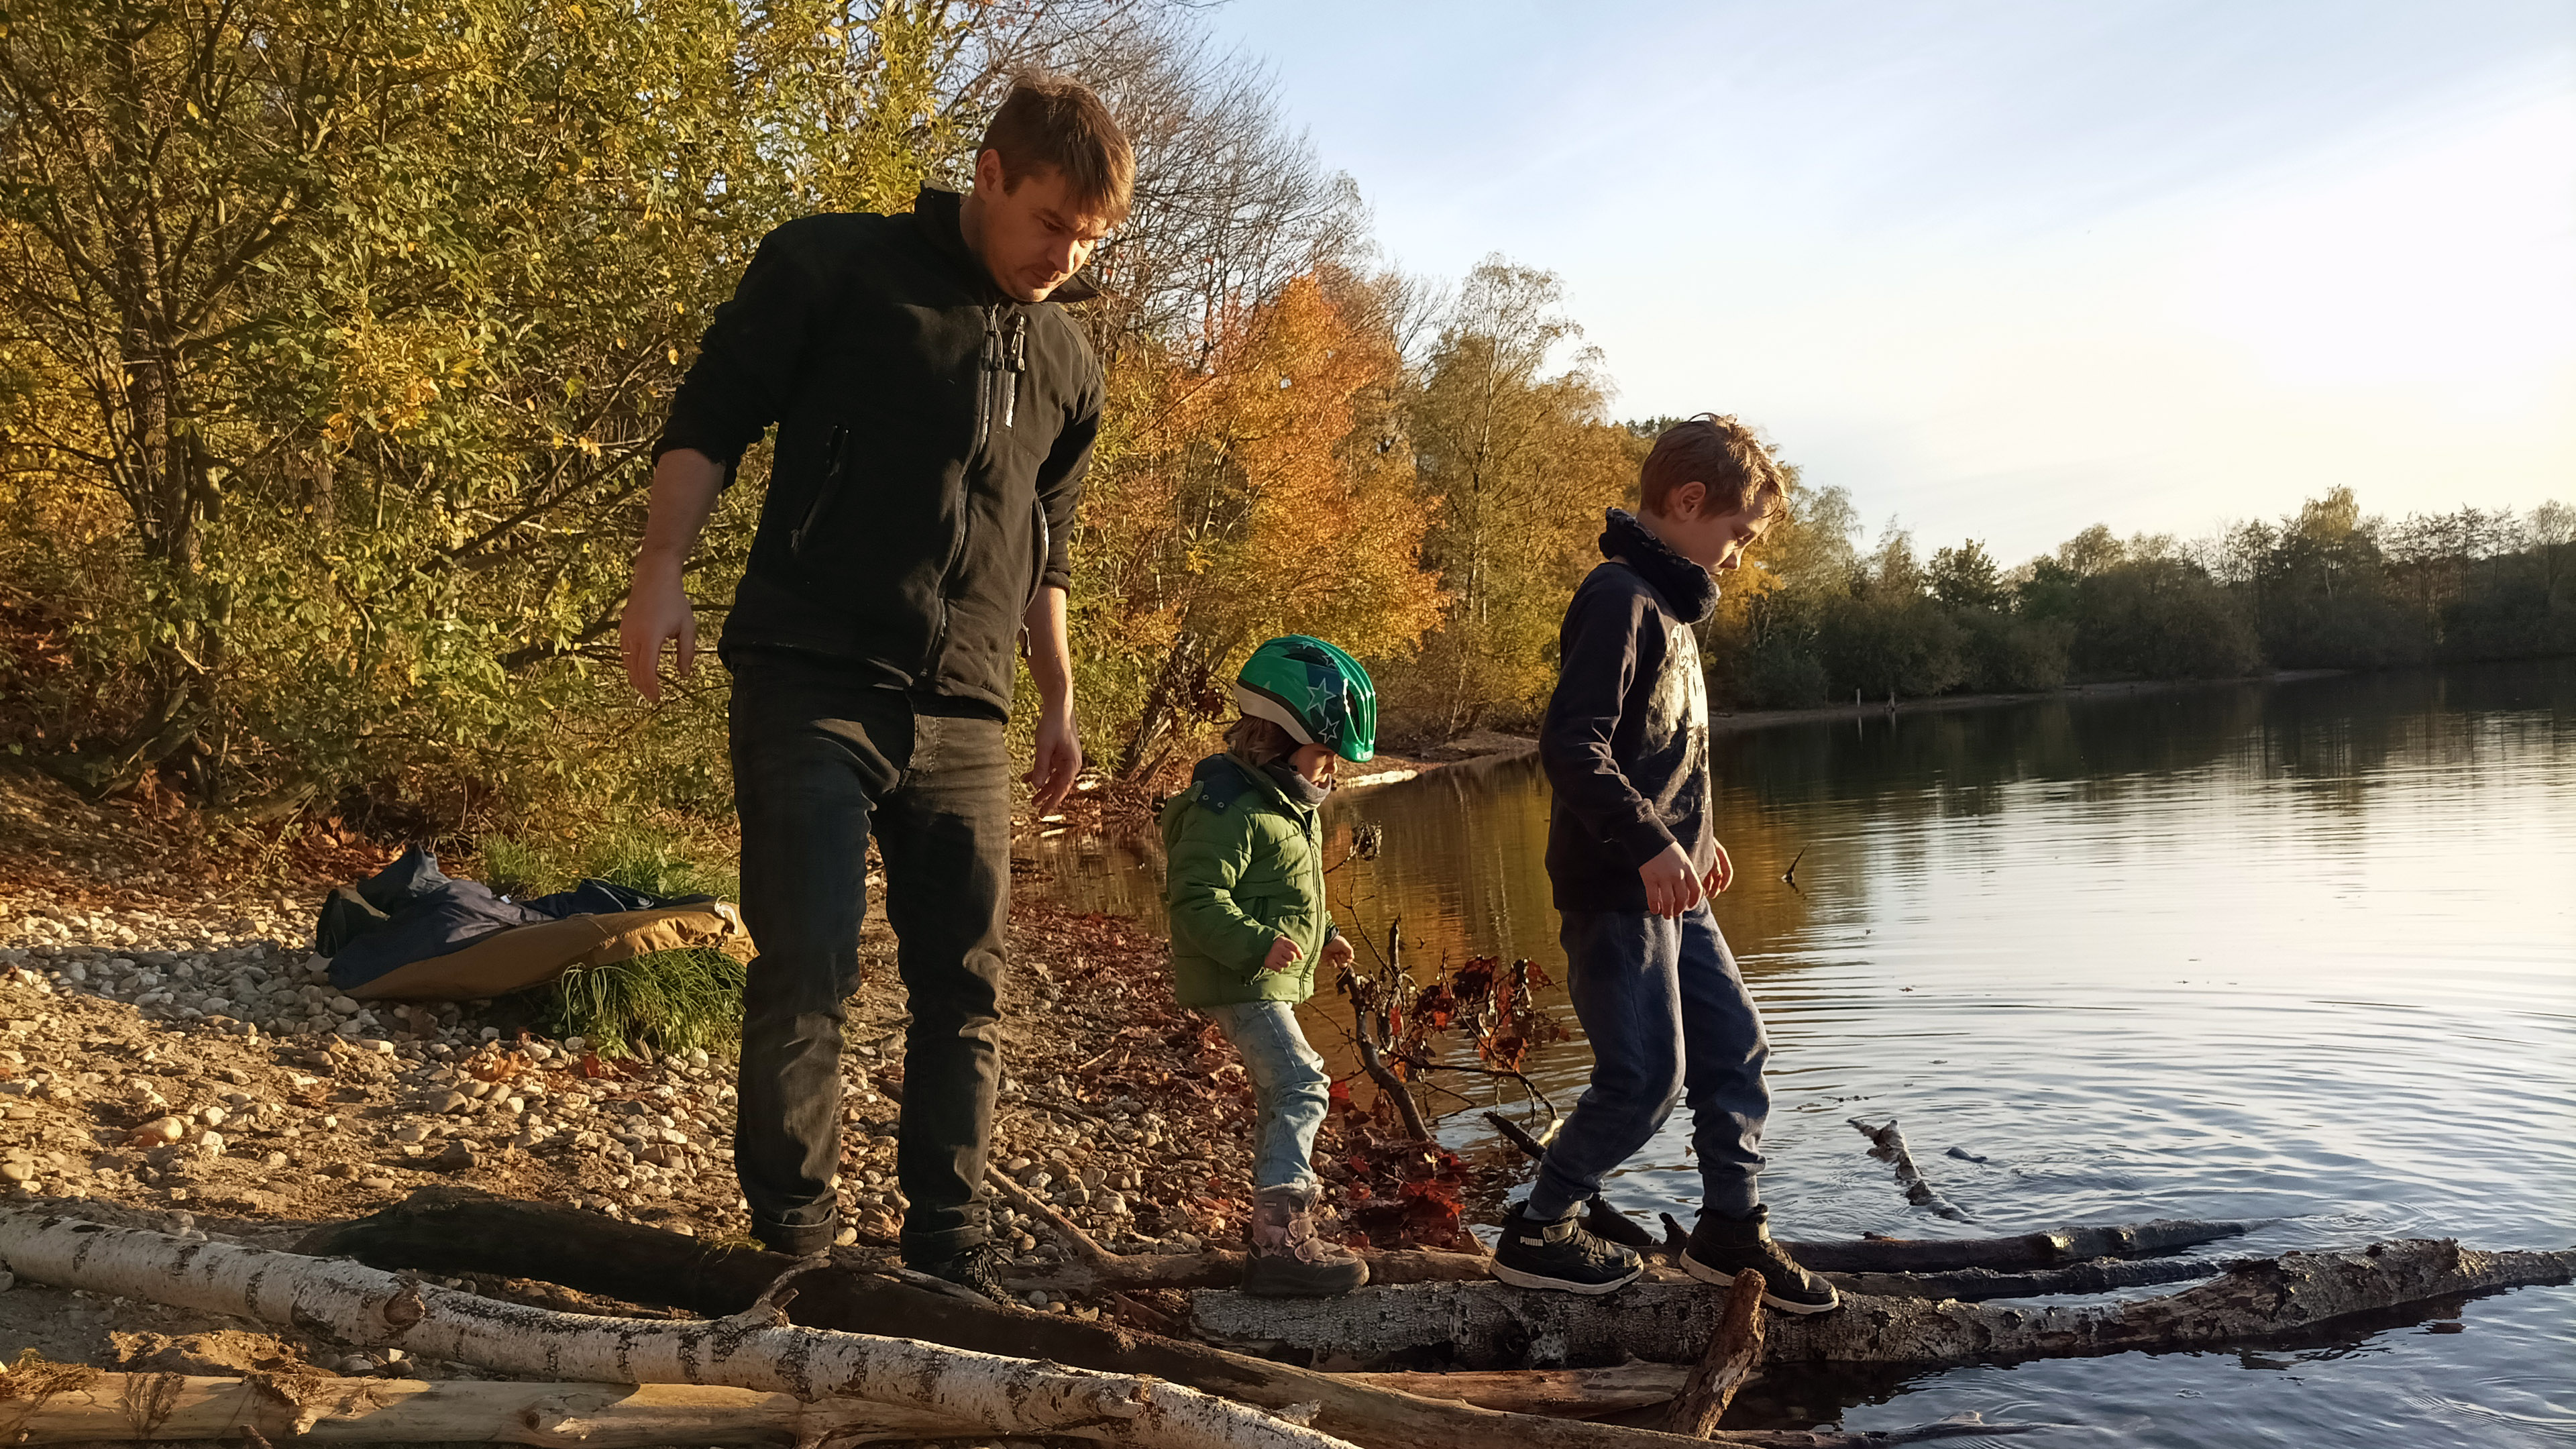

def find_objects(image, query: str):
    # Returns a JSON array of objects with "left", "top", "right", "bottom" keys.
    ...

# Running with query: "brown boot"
[{"left": 1242, "top": 1184, "right": 1370, "bottom": 1297}]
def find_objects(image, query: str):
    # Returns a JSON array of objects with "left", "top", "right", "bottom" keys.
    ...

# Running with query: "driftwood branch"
[
  {"left": 1825, "top": 1254, "right": 2230, "bottom": 1303},
  {"left": 1784, "top": 1218, "right": 2261, "bottom": 1275},
  {"left": 0, "top": 1374, "right": 975, "bottom": 1446},
  {"left": 0, "top": 1374, "right": 2034, "bottom": 1449},
  {"left": 1191, "top": 1238, "right": 2576, "bottom": 1371},
  {"left": 1663, "top": 1271, "right": 1764, "bottom": 1438},
  {"left": 1847, "top": 1119, "right": 1970, "bottom": 1222},
  {"left": 0, "top": 1210, "right": 1354, "bottom": 1449},
  {"left": 988, "top": 1163, "right": 1119, "bottom": 1268},
  {"left": 288, "top": 1187, "right": 1970, "bottom": 1449},
  {"left": 1354, "top": 922, "right": 1433, "bottom": 1142}
]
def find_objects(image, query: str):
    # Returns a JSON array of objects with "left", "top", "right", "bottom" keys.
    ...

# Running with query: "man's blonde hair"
[{"left": 979, "top": 74, "right": 1134, "bottom": 225}]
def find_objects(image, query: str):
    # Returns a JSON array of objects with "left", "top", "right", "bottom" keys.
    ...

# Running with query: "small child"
[
  {"left": 1159, "top": 635, "right": 1377, "bottom": 1296},
  {"left": 1492, "top": 413, "right": 1841, "bottom": 1313}
]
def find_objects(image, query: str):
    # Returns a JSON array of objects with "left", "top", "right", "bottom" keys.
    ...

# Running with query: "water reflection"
[{"left": 1032, "top": 661, "right": 2576, "bottom": 1448}]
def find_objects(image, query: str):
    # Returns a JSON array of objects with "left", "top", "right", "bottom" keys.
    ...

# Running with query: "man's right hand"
[
  {"left": 620, "top": 449, "right": 726, "bottom": 701},
  {"left": 1640, "top": 842, "right": 1704, "bottom": 919},
  {"left": 620, "top": 555, "right": 696, "bottom": 701}
]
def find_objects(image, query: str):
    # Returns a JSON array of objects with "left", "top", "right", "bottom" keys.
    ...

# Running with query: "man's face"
[
  {"left": 968, "top": 149, "right": 1113, "bottom": 303},
  {"left": 1649, "top": 484, "right": 1779, "bottom": 574}
]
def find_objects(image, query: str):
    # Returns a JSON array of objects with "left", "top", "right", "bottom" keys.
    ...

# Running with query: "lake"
[{"left": 1032, "top": 661, "right": 2576, "bottom": 1446}]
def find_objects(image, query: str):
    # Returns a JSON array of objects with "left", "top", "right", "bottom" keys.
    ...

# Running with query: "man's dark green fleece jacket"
[{"left": 652, "top": 186, "right": 1104, "bottom": 717}]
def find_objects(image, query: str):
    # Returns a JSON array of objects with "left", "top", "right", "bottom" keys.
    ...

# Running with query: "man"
[
  {"left": 1488, "top": 415, "right": 1841, "bottom": 1314},
  {"left": 619, "top": 76, "right": 1132, "bottom": 1298}
]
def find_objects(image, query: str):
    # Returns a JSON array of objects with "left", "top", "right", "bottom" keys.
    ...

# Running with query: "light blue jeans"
[{"left": 1203, "top": 1000, "right": 1332, "bottom": 1191}]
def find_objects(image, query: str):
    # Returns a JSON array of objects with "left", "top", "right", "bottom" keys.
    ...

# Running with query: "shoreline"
[
  {"left": 1335, "top": 669, "right": 2349, "bottom": 796},
  {"left": 1707, "top": 668, "right": 2349, "bottom": 736}
]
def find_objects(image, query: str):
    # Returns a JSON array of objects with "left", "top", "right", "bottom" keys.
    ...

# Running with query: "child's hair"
[
  {"left": 979, "top": 73, "right": 1136, "bottom": 224},
  {"left": 1640, "top": 413, "right": 1788, "bottom": 519},
  {"left": 1225, "top": 715, "right": 1297, "bottom": 767}
]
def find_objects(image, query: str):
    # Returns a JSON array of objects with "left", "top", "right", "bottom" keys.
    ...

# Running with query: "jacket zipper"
[
  {"left": 790, "top": 424, "right": 850, "bottom": 557},
  {"left": 925, "top": 305, "right": 1005, "bottom": 675},
  {"left": 1002, "top": 313, "right": 1026, "bottom": 429}
]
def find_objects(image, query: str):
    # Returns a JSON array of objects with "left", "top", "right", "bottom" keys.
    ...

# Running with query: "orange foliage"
[{"left": 1073, "top": 274, "right": 1446, "bottom": 773}]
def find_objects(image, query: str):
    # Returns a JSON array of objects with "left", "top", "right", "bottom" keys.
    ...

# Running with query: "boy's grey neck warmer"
[
  {"left": 1262, "top": 760, "right": 1332, "bottom": 808},
  {"left": 1601, "top": 508, "right": 1717, "bottom": 624}
]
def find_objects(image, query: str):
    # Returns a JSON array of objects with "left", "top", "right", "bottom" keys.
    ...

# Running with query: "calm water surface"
[{"left": 1034, "top": 662, "right": 2576, "bottom": 1446}]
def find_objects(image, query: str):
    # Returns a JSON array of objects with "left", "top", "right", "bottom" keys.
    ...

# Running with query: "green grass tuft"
[
  {"left": 486, "top": 825, "right": 749, "bottom": 1060},
  {"left": 539, "top": 947, "right": 748, "bottom": 1061},
  {"left": 579, "top": 824, "right": 739, "bottom": 901},
  {"left": 476, "top": 834, "right": 563, "bottom": 898}
]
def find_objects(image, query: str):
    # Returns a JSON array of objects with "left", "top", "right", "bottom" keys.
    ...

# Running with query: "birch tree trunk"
[
  {"left": 1193, "top": 1239, "right": 2576, "bottom": 1370},
  {"left": 0, "top": 1209, "right": 1355, "bottom": 1449}
]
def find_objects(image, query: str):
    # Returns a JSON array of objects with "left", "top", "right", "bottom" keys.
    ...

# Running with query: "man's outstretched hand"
[
  {"left": 1028, "top": 707, "right": 1082, "bottom": 814},
  {"left": 620, "top": 557, "right": 696, "bottom": 702}
]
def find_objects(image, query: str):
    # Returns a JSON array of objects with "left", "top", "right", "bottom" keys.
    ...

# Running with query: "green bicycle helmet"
[{"left": 1234, "top": 635, "right": 1378, "bottom": 764}]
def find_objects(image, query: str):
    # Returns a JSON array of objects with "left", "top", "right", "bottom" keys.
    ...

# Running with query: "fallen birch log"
[
  {"left": 0, "top": 1210, "right": 1354, "bottom": 1449},
  {"left": 0, "top": 1373, "right": 2031, "bottom": 1449},
  {"left": 294, "top": 1187, "right": 2000, "bottom": 1449},
  {"left": 1191, "top": 1238, "right": 2576, "bottom": 1370},
  {"left": 0, "top": 1373, "right": 975, "bottom": 1446},
  {"left": 1847, "top": 1120, "right": 1970, "bottom": 1222}
]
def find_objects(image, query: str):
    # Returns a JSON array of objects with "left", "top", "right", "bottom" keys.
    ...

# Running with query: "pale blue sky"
[{"left": 1200, "top": 0, "right": 2576, "bottom": 561}]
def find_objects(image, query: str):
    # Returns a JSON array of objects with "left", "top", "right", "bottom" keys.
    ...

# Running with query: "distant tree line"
[
  {"left": 1702, "top": 482, "right": 2574, "bottom": 710},
  {"left": 1, "top": 0, "right": 2563, "bottom": 835}
]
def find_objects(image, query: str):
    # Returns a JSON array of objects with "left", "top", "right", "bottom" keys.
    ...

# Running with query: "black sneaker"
[
  {"left": 1489, "top": 1201, "right": 1645, "bottom": 1295},
  {"left": 904, "top": 1242, "right": 1016, "bottom": 1307},
  {"left": 1680, "top": 1204, "right": 1842, "bottom": 1314}
]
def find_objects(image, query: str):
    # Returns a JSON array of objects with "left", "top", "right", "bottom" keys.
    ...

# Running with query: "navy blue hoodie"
[{"left": 1538, "top": 509, "right": 1719, "bottom": 912}]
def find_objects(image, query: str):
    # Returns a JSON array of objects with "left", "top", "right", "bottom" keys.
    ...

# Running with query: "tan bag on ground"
[{"left": 344, "top": 902, "right": 752, "bottom": 1002}]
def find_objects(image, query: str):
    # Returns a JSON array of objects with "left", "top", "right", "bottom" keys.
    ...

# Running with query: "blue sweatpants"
[{"left": 1528, "top": 903, "right": 1770, "bottom": 1220}]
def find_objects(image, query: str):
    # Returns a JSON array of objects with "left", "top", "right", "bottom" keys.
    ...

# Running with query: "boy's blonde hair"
[
  {"left": 1225, "top": 715, "right": 1296, "bottom": 768},
  {"left": 1640, "top": 413, "right": 1788, "bottom": 519}
]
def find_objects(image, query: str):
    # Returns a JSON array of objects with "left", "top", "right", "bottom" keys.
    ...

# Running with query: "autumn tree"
[
  {"left": 1079, "top": 274, "right": 1444, "bottom": 779},
  {"left": 1402, "top": 257, "right": 1639, "bottom": 737}
]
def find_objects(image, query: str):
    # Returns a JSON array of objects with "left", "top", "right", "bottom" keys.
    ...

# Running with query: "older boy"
[
  {"left": 620, "top": 76, "right": 1128, "bottom": 1299},
  {"left": 1490, "top": 415, "right": 1839, "bottom": 1313}
]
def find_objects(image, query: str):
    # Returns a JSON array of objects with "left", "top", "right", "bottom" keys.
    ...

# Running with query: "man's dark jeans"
[
  {"left": 727, "top": 652, "right": 1010, "bottom": 1260},
  {"left": 1528, "top": 902, "right": 1770, "bottom": 1220}
]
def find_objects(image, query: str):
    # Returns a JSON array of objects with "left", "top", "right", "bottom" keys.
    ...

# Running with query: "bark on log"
[
  {"left": 1823, "top": 1254, "right": 2228, "bottom": 1303},
  {"left": 1846, "top": 1120, "right": 1970, "bottom": 1223},
  {"left": 289, "top": 1189, "right": 1954, "bottom": 1449},
  {"left": 1190, "top": 1238, "right": 2576, "bottom": 1371},
  {"left": 0, "top": 1210, "right": 1354, "bottom": 1449},
  {"left": 0, "top": 1374, "right": 2027, "bottom": 1449},
  {"left": 0, "top": 1373, "right": 976, "bottom": 1445},
  {"left": 1783, "top": 1218, "right": 2259, "bottom": 1275},
  {"left": 1663, "top": 1272, "right": 1763, "bottom": 1438},
  {"left": 1340, "top": 1366, "right": 1682, "bottom": 1420}
]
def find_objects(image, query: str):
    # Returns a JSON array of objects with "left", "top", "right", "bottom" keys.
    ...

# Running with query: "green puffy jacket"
[{"left": 1160, "top": 753, "right": 1334, "bottom": 1008}]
